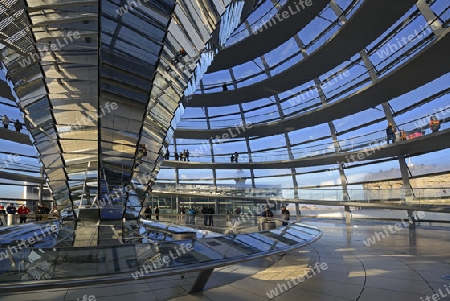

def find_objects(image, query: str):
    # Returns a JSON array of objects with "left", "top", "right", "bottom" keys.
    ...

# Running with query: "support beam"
[
  {"left": 416, "top": 0, "right": 445, "bottom": 37},
  {"left": 293, "top": 34, "right": 351, "bottom": 202},
  {"left": 344, "top": 205, "right": 351, "bottom": 225},
  {"left": 229, "top": 68, "right": 256, "bottom": 188},
  {"left": 399, "top": 154, "right": 414, "bottom": 202},
  {"left": 407, "top": 210, "right": 416, "bottom": 229},
  {"left": 189, "top": 268, "right": 214, "bottom": 293}
]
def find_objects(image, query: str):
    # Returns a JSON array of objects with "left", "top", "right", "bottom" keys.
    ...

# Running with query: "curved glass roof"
[{"left": 161, "top": 0, "right": 450, "bottom": 196}]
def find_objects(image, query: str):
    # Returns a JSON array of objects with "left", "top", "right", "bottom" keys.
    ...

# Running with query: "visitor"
[
  {"left": 261, "top": 206, "right": 273, "bottom": 218},
  {"left": 0, "top": 205, "right": 5, "bottom": 226},
  {"left": 144, "top": 206, "right": 152, "bottom": 219},
  {"left": 17, "top": 204, "right": 30, "bottom": 223},
  {"left": 281, "top": 206, "right": 290, "bottom": 226},
  {"left": 188, "top": 206, "right": 196, "bottom": 224},
  {"left": 175, "top": 152, "right": 179, "bottom": 161},
  {"left": 230, "top": 154, "right": 234, "bottom": 163},
  {"left": 399, "top": 129, "right": 407, "bottom": 141},
  {"left": 386, "top": 123, "right": 396, "bottom": 144},
  {"left": 179, "top": 206, "right": 185, "bottom": 223},
  {"left": 43, "top": 204, "right": 50, "bottom": 220},
  {"left": 202, "top": 206, "right": 208, "bottom": 226},
  {"left": 2, "top": 115, "right": 9, "bottom": 129},
  {"left": 14, "top": 119, "right": 22, "bottom": 132},
  {"left": 52, "top": 206, "right": 60, "bottom": 218},
  {"left": 6, "top": 203, "right": 16, "bottom": 224},
  {"left": 234, "top": 152, "right": 239, "bottom": 163},
  {"left": 35, "top": 203, "right": 44, "bottom": 221},
  {"left": 429, "top": 115, "right": 440, "bottom": 133},
  {"left": 155, "top": 206, "right": 160, "bottom": 220},
  {"left": 208, "top": 205, "right": 215, "bottom": 226}
]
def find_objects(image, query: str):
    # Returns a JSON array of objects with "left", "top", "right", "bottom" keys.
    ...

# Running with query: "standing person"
[
  {"left": 154, "top": 206, "right": 160, "bottom": 220},
  {"left": 179, "top": 206, "right": 185, "bottom": 223},
  {"left": 174, "top": 152, "right": 179, "bottom": 161},
  {"left": 6, "top": 203, "right": 16, "bottom": 224},
  {"left": 399, "top": 129, "right": 407, "bottom": 141},
  {"left": 52, "top": 206, "right": 60, "bottom": 218},
  {"left": 0, "top": 205, "right": 6, "bottom": 226},
  {"left": 144, "top": 206, "right": 152, "bottom": 219},
  {"left": 35, "top": 203, "right": 44, "bottom": 221},
  {"left": 188, "top": 206, "right": 196, "bottom": 224},
  {"left": 429, "top": 115, "right": 441, "bottom": 133},
  {"left": 43, "top": 204, "right": 50, "bottom": 220},
  {"left": 230, "top": 154, "right": 234, "bottom": 163},
  {"left": 386, "top": 123, "right": 396, "bottom": 144},
  {"left": 281, "top": 206, "right": 290, "bottom": 226},
  {"left": 185, "top": 149, "right": 190, "bottom": 162},
  {"left": 234, "top": 152, "right": 239, "bottom": 163},
  {"left": 17, "top": 204, "right": 30, "bottom": 223},
  {"left": 165, "top": 150, "right": 170, "bottom": 160},
  {"left": 179, "top": 151, "right": 184, "bottom": 162},
  {"left": 201, "top": 206, "right": 208, "bottom": 226},
  {"left": 2, "top": 115, "right": 9, "bottom": 129},
  {"left": 261, "top": 206, "right": 273, "bottom": 218},
  {"left": 207, "top": 205, "right": 215, "bottom": 226},
  {"left": 184, "top": 206, "right": 191, "bottom": 224},
  {"left": 14, "top": 120, "right": 22, "bottom": 132}
]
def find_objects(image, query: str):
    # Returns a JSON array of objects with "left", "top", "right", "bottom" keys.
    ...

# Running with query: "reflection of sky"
[{"left": 0, "top": 71, "right": 42, "bottom": 199}]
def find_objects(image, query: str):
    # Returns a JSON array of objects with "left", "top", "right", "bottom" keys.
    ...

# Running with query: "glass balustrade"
[
  {"left": 169, "top": 117, "right": 448, "bottom": 163},
  {"left": 152, "top": 184, "right": 450, "bottom": 206}
]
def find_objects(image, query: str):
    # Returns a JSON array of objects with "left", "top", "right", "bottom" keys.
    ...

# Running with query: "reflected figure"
[
  {"left": 144, "top": 206, "right": 152, "bottom": 219},
  {"left": 408, "top": 228, "right": 417, "bottom": 247},
  {"left": 155, "top": 206, "right": 159, "bottom": 220},
  {"left": 0, "top": 205, "right": 6, "bottom": 226},
  {"left": 281, "top": 206, "right": 290, "bottom": 226},
  {"left": 346, "top": 225, "right": 352, "bottom": 246},
  {"left": 18, "top": 204, "right": 30, "bottom": 223}
]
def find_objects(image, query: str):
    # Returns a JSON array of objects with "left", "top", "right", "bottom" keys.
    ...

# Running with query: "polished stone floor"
[{"left": 1, "top": 219, "right": 450, "bottom": 301}]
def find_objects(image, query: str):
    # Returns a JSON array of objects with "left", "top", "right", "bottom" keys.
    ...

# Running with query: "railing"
[
  {"left": 0, "top": 213, "right": 58, "bottom": 226},
  {"left": 151, "top": 185, "right": 450, "bottom": 206},
  {"left": 170, "top": 117, "right": 449, "bottom": 163}
]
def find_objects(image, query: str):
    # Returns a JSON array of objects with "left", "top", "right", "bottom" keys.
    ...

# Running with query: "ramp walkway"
[
  {"left": 164, "top": 128, "right": 450, "bottom": 169},
  {"left": 190, "top": 0, "right": 418, "bottom": 106}
]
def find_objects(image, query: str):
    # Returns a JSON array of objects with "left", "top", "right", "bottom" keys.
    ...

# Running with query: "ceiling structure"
[
  {"left": 159, "top": 0, "right": 450, "bottom": 198},
  {"left": 0, "top": 0, "right": 449, "bottom": 213}
]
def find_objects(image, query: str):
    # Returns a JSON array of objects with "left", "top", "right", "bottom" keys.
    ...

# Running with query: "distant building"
[
  {"left": 22, "top": 182, "right": 52, "bottom": 211},
  {"left": 362, "top": 164, "right": 450, "bottom": 201}
]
